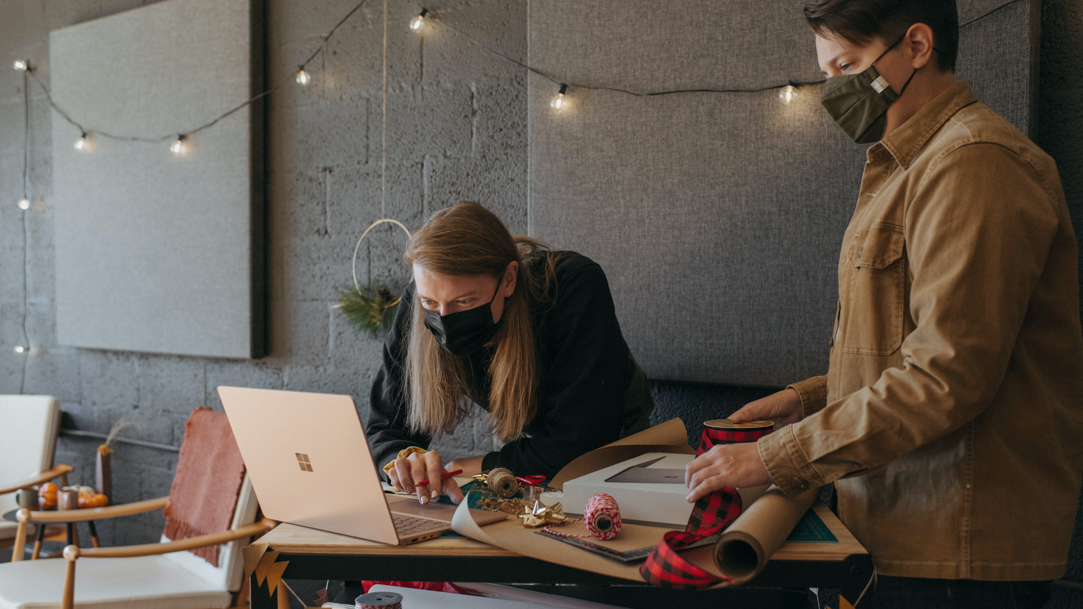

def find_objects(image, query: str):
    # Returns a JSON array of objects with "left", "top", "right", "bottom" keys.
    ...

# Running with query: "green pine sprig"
[{"left": 338, "top": 281, "right": 399, "bottom": 338}]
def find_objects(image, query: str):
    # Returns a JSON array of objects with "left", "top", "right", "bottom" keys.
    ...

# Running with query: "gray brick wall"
[
  {"left": 3, "top": 2, "right": 1082, "bottom": 605},
  {"left": 1, "top": 0, "right": 526, "bottom": 548}
]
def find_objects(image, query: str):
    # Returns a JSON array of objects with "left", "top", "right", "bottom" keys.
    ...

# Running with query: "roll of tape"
[
  {"left": 356, "top": 591, "right": 403, "bottom": 609},
  {"left": 539, "top": 490, "right": 564, "bottom": 507}
]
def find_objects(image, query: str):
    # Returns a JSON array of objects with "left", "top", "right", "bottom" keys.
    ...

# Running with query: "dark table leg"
[
  {"left": 86, "top": 521, "right": 100, "bottom": 548},
  {"left": 30, "top": 523, "right": 46, "bottom": 560},
  {"left": 66, "top": 523, "right": 73, "bottom": 546}
]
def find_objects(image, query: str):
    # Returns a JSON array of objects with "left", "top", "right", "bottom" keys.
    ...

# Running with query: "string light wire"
[
  {"left": 425, "top": 11, "right": 826, "bottom": 97},
  {"left": 18, "top": 0, "right": 1021, "bottom": 148},
  {"left": 24, "top": 0, "right": 373, "bottom": 145},
  {"left": 413, "top": 0, "right": 1023, "bottom": 101}
]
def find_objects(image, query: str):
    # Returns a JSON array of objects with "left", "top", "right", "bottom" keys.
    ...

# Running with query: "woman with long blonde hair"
[{"left": 367, "top": 201, "right": 653, "bottom": 505}]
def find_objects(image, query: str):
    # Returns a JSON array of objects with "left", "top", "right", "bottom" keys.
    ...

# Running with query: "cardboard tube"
[{"left": 712, "top": 486, "right": 818, "bottom": 584}]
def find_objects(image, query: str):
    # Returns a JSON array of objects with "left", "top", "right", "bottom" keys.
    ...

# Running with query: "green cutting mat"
[{"left": 784, "top": 508, "right": 837, "bottom": 543}]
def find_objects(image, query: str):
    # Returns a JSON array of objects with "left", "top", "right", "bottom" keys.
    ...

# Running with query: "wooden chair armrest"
[
  {"left": 0, "top": 465, "right": 74, "bottom": 496},
  {"left": 16, "top": 496, "right": 169, "bottom": 524},
  {"left": 72, "top": 519, "right": 277, "bottom": 559}
]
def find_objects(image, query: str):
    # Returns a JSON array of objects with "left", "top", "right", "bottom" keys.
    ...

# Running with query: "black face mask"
[
  {"left": 820, "top": 35, "right": 918, "bottom": 144},
  {"left": 423, "top": 282, "right": 503, "bottom": 356}
]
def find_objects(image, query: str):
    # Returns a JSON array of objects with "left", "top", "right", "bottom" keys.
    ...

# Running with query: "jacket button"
[{"left": 793, "top": 478, "right": 809, "bottom": 491}]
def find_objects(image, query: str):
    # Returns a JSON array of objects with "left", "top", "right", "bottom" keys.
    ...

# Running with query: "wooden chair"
[
  {"left": 0, "top": 395, "right": 69, "bottom": 556},
  {"left": 0, "top": 471, "right": 275, "bottom": 609}
]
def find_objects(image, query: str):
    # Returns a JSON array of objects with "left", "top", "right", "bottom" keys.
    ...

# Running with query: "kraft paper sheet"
[{"left": 451, "top": 418, "right": 817, "bottom": 586}]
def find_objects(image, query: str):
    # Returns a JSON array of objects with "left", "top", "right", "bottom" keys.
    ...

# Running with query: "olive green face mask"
[{"left": 820, "top": 37, "right": 916, "bottom": 144}]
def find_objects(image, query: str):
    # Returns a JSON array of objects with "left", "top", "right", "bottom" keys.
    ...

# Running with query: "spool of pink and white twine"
[
  {"left": 355, "top": 591, "right": 403, "bottom": 609},
  {"left": 544, "top": 492, "right": 622, "bottom": 541}
]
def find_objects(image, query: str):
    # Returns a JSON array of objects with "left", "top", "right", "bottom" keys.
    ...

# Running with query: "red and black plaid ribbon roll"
[{"left": 640, "top": 419, "right": 773, "bottom": 588}]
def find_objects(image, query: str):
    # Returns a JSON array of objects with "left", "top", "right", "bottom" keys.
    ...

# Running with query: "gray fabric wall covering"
[
  {"left": 528, "top": 0, "right": 1038, "bottom": 386},
  {"left": 50, "top": 0, "right": 263, "bottom": 359}
]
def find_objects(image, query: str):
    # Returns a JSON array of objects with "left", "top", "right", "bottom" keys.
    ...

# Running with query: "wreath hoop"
[{"left": 350, "top": 218, "right": 412, "bottom": 307}]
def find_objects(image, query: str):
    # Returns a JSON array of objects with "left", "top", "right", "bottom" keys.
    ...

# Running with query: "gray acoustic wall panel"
[
  {"left": 528, "top": 0, "right": 1037, "bottom": 386},
  {"left": 51, "top": 0, "right": 264, "bottom": 359}
]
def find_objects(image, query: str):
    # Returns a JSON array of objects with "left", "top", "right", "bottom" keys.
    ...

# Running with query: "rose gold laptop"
[{"left": 218, "top": 386, "right": 505, "bottom": 545}]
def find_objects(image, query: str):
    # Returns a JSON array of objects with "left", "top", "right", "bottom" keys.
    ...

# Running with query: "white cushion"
[
  {"left": 0, "top": 397, "right": 60, "bottom": 523},
  {"left": 0, "top": 521, "right": 18, "bottom": 542},
  {"left": 162, "top": 474, "right": 258, "bottom": 592},
  {"left": 0, "top": 555, "right": 232, "bottom": 609},
  {"left": 0, "top": 522, "right": 40, "bottom": 543}
]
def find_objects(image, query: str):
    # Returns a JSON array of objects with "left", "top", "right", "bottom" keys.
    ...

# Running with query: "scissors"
[{"left": 516, "top": 474, "right": 547, "bottom": 487}]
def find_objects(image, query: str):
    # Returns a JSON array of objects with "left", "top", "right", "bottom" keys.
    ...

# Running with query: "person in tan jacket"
[{"left": 684, "top": 1, "right": 1083, "bottom": 606}]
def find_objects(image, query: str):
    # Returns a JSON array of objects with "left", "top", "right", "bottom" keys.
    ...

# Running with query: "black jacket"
[{"left": 365, "top": 251, "right": 646, "bottom": 478}]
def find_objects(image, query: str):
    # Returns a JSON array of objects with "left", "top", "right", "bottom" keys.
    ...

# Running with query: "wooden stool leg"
[
  {"left": 276, "top": 584, "right": 291, "bottom": 609},
  {"left": 62, "top": 546, "right": 79, "bottom": 609},
  {"left": 86, "top": 521, "right": 100, "bottom": 548},
  {"left": 12, "top": 520, "right": 27, "bottom": 562}
]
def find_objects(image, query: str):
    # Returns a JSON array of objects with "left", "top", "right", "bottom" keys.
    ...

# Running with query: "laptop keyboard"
[{"left": 392, "top": 513, "right": 444, "bottom": 536}]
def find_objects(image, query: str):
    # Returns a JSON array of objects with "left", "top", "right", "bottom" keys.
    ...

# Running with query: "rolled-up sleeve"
[
  {"left": 788, "top": 375, "right": 828, "bottom": 418},
  {"left": 760, "top": 143, "right": 1059, "bottom": 497}
]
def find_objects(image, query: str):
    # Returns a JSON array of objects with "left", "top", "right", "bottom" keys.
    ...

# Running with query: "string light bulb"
[
  {"left": 13, "top": 60, "right": 28, "bottom": 72},
  {"left": 17, "top": 198, "right": 30, "bottom": 210},
  {"left": 779, "top": 84, "right": 798, "bottom": 104},
  {"left": 170, "top": 135, "right": 186, "bottom": 155},
  {"left": 74, "top": 132, "right": 88, "bottom": 151},
  {"left": 296, "top": 67, "right": 311, "bottom": 85},
  {"left": 410, "top": 9, "right": 429, "bottom": 31},
  {"left": 13, "top": 345, "right": 26, "bottom": 354},
  {"left": 550, "top": 84, "right": 569, "bottom": 112}
]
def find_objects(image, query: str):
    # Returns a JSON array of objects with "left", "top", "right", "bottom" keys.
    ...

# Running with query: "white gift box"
[{"left": 561, "top": 452, "right": 696, "bottom": 527}]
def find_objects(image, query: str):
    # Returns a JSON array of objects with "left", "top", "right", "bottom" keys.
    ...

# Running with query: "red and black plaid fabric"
[
  {"left": 640, "top": 422, "right": 773, "bottom": 588},
  {"left": 696, "top": 425, "right": 773, "bottom": 453}
]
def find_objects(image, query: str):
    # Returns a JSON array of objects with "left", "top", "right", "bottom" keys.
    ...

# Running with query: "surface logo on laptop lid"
[{"left": 296, "top": 453, "right": 313, "bottom": 472}]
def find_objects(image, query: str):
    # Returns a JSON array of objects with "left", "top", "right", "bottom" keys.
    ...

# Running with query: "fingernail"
[
  {"left": 420, "top": 495, "right": 428, "bottom": 505},
  {"left": 431, "top": 489, "right": 439, "bottom": 499}
]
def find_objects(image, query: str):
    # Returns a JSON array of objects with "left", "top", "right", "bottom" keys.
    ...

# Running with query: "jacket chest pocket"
[{"left": 843, "top": 223, "right": 905, "bottom": 355}]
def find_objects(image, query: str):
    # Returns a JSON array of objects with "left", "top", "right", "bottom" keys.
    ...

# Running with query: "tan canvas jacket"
[{"left": 758, "top": 81, "right": 1083, "bottom": 580}]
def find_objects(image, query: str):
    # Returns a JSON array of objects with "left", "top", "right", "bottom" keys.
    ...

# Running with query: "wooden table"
[{"left": 251, "top": 502, "right": 872, "bottom": 607}]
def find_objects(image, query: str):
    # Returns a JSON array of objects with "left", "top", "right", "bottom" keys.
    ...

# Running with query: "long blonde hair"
[{"left": 404, "top": 202, "right": 558, "bottom": 442}]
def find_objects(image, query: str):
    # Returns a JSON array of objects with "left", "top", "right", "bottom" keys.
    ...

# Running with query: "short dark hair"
[{"left": 804, "top": 0, "right": 958, "bottom": 72}]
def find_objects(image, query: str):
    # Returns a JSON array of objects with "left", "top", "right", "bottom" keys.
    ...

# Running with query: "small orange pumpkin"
[
  {"left": 38, "top": 482, "right": 59, "bottom": 510},
  {"left": 78, "top": 493, "right": 109, "bottom": 509}
]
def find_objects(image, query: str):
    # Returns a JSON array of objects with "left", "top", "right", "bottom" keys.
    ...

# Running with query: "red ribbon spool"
[{"left": 639, "top": 418, "right": 774, "bottom": 588}]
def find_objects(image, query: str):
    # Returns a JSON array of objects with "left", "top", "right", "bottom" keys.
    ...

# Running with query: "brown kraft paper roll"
[{"left": 711, "top": 485, "right": 819, "bottom": 584}]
